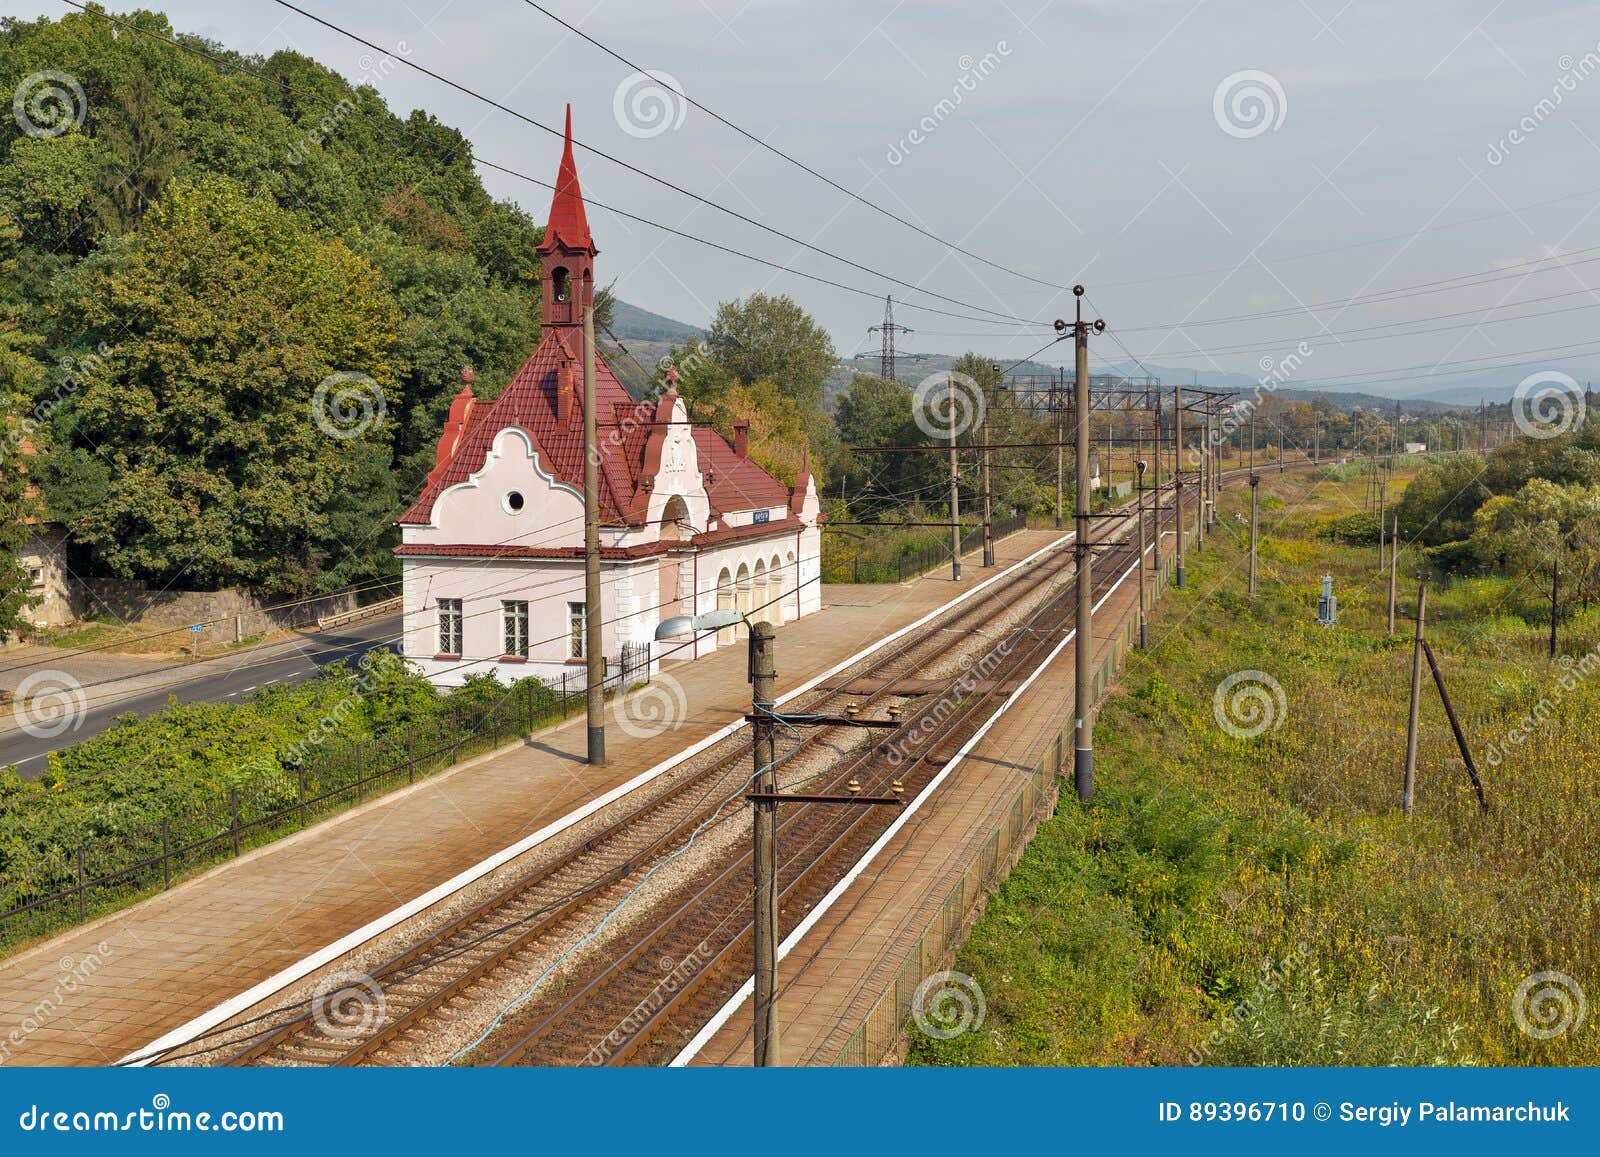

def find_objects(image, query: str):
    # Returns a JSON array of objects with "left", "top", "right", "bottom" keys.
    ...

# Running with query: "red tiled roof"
[
  {"left": 545, "top": 105, "right": 592, "bottom": 252},
  {"left": 692, "top": 428, "right": 790, "bottom": 515},
  {"left": 398, "top": 329, "right": 653, "bottom": 526},
  {"left": 395, "top": 104, "right": 800, "bottom": 536}
]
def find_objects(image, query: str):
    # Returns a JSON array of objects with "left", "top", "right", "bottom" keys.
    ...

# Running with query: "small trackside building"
[{"left": 393, "top": 108, "right": 822, "bottom": 688}]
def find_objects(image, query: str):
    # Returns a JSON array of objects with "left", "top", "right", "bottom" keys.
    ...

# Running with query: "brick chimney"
[
  {"left": 557, "top": 359, "right": 574, "bottom": 424},
  {"left": 733, "top": 419, "right": 750, "bottom": 459}
]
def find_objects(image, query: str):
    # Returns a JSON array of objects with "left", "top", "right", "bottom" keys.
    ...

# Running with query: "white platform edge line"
[
  {"left": 669, "top": 538, "right": 1154, "bottom": 1067},
  {"left": 120, "top": 528, "right": 1075, "bottom": 1066}
]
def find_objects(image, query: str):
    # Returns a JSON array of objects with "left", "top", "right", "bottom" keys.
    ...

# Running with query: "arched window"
[{"left": 552, "top": 267, "right": 572, "bottom": 303}]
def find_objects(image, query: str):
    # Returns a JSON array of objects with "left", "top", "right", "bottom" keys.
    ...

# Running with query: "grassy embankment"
[{"left": 911, "top": 463, "right": 1599, "bottom": 1066}]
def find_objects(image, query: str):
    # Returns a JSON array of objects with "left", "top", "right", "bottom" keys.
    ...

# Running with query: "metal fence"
[
  {"left": 0, "top": 654, "right": 652, "bottom": 953},
  {"left": 895, "top": 514, "right": 1027, "bottom": 582}
]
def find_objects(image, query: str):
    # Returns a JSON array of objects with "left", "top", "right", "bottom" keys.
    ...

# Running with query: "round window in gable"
[{"left": 504, "top": 490, "right": 526, "bottom": 514}]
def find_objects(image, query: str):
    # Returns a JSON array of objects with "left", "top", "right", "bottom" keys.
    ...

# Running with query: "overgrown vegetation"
[
  {"left": 911, "top": 463, "right": 1599, "bottom": 1066},
  {"left": 0, "top": 654, "right": 562, "bottom": 951}
]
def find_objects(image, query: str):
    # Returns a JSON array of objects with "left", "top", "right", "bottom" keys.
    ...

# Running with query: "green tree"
[
  {"left": 1470, "top": 478, "right": 1600, "bottom": 654},
  {"left": 705, "top": 292, "right": 835, "bottom": 408},
  {"left": 46, "top": 176, "right": 402, "bottom": 594}
]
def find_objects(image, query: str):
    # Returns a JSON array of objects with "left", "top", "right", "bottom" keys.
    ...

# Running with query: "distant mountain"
[{"left": 609, "top": 300, "right": 704, "bottom": 345}]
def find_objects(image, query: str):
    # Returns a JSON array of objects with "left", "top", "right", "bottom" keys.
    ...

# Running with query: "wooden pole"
[
  {"left": 750, "top": 622, "right": 779, "bottom": 1065},
  {"left": 1403, "top": 581, "right": 1426, "bottom": 815},
  {"left": 1387, "top": 515, "right": 1398, "bottom": 634}
]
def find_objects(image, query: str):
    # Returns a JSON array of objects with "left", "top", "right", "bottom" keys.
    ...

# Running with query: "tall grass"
[{"left": 910, "top": 469, "right": 1599, "bottom": 1067}]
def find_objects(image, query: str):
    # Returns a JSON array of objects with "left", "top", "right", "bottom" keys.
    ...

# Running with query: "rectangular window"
[
  {"left": 568, "top": 601, "right": 586, "bottom": 659},
  {"left": 437, "top": 598, "right": 462, "bottom": 656},
  {"left": 503, "top": 600, "right": 529, "bottom": 658},
  {"left": 26, "top": 566, "right": 44, "bottom": 589}
]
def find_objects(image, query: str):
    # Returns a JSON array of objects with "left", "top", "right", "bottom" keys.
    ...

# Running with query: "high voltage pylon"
[{"left": 867, "top": 296, "right": 913, "bottom": 382}]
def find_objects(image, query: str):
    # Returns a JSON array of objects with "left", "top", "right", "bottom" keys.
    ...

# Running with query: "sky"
[{"left": 19, "top": 0, "right": 1600, "bottom": 399}]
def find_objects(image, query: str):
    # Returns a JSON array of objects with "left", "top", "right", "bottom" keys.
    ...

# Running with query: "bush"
[{"left": 1316, "top": 511, "right": 1379, "bottom": 544}]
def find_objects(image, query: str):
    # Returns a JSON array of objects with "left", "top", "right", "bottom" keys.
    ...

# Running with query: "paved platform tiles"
[
  {"left": 0, "top": 528, "right": 1065, "bottom": 1066},
  {"left": 690, "top": 529, "right": 1177, "bottom": 1066}
]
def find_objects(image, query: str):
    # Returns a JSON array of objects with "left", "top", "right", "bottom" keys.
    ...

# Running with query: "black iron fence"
[
  {"left": 0, "top": 655, "right": 652, "bottom": 954},
  {"left": 894, "top": 514, "right": 1027, "bottom": 582}
]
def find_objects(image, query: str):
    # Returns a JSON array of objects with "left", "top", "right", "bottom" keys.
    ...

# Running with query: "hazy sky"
[{"left": 19, "top": 1, "right": 1600, "bottom": 394}]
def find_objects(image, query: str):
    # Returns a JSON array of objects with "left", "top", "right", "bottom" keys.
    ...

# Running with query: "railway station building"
[{"left": 394, "top": 109, "right": 823, "bottom": 688}]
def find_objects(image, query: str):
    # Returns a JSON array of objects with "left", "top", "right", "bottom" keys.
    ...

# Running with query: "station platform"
[{"left": 0, "top": 528, "right": 1065, "bottom": 1066}]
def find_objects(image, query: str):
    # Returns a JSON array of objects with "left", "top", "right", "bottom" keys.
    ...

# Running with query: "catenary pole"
[{"left": 583, "top": 304, "right": 605, "bottom": 766}]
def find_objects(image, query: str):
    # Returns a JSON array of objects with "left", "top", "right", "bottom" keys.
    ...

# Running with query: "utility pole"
[
  {"left": 583, "top": 304, "right": 606, "bottom": 767},
  {"left": 1136, "top": 450, "right": 1149, "bottom": 648},
  {"left": 1174, "top": 384, "right": 1186, "bottom": 589},
  {"left": 1248, "top": 417, "right": 1259, "bottom": 600},
  {"left": 749, "top": 621, "right": 779, "bottom": 1066},
  {"left": 1387, "top": 516, "right": 1398, "bottom": 635},
  {"left": 1152, "top": 392, "right": 1164, "bottom": 574},
  {"left": 1066, "top": 286, "right": 1104, "bottom": 803},
  {"left": 1403, "top": 581, "right": 1426, "bottom": 816},
  {"left": 1055, "top": 372, "right": 1065, "bottom": 531},
  {"left": 1194, "top": 401, "right": 1205, "bottom": 555},
  {"left": 1377, "top": 480, "right": 1387, "bottom": 572},
  {"left": 980, "top": 388, "right": 994, "bottom": 567},
  {"left": 1549, "top": 555, "right": 1560, "bottom": 659},
  {"left": 948, "top": 374, "right": 961, "bottom": 582}
]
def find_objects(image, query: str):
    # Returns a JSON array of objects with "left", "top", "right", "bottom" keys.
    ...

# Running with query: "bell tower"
[{"left": 538, "top": 105, "right": 598, "bottom": 336}]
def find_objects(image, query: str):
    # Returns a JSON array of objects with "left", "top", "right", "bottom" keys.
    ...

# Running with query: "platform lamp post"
[{"left": 655, "top": 610, "right": 901, "bottom": 1067}]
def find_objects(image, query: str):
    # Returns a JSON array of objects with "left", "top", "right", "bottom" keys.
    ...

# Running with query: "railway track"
[
  {"left": 180, "top": 454, "right": 1340, "bottom": 1068},
  {"left": 186, "top": 519, "right": 1086, "bottom": 1067},
  {"left": 479, "top": 506, "right": 1161, "bottom": 1066}
]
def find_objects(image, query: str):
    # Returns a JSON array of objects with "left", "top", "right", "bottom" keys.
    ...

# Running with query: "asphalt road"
[{"left": 0, "top": 614, "right": 401, "bottom": 779}]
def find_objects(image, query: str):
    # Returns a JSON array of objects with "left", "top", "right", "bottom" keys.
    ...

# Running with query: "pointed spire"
[{"left": 545, "top": 103, "right": 593, "bottom": 252}]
